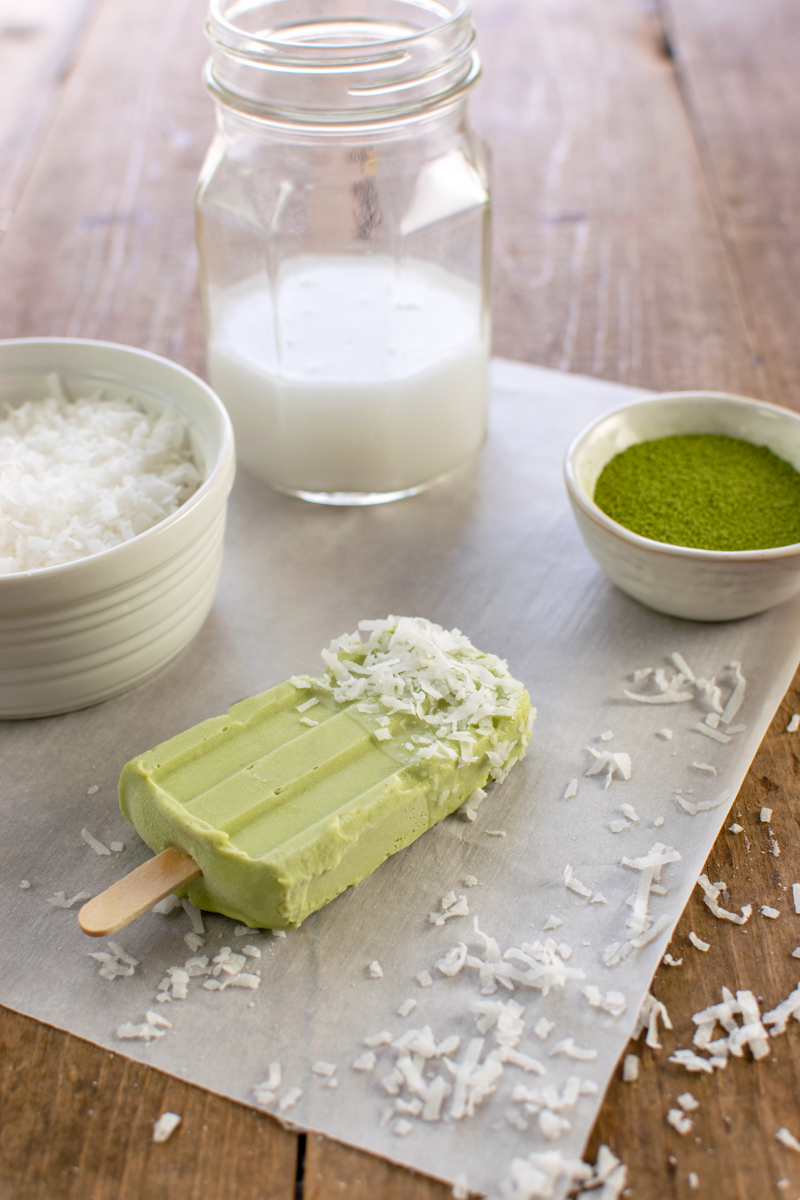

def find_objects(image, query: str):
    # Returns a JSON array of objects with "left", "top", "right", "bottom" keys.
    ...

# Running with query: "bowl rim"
[
  {"left": 563, "top": 390, "right": 800, "bottom": 562},
  {"left": 0, "top": 337, "right": 236, "bottom": 586}
]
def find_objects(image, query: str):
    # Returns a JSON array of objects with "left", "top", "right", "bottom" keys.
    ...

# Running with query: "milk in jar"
[
  {"left": 197, "top": 0, "right": 490, "bottom": 504},
  {"left": 207, "top": 255, "right": 488, "bottom": 498}
]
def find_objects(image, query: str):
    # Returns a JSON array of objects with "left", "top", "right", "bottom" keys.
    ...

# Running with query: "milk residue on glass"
[{"left": 197, "top": 0, "right": 490, "bottom": 504}]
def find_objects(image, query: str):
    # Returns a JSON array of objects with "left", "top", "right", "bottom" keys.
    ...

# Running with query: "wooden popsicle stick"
[{"left": 78, "top": 848, "right": 201, "bottom": 937}]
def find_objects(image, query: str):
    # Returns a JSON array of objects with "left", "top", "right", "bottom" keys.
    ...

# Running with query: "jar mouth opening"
[{"left": 207, "top": 0, "right": 472, "bottom": 64}]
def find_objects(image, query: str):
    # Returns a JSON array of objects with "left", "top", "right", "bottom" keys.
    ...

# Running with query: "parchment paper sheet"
[{"left": 2, "top": 360, "right": 799, "bottom": 1198}]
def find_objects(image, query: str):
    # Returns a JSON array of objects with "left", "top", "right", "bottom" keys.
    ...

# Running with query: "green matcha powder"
[{"left": 593, "top": 433, "right": 800, "bottom": 551}]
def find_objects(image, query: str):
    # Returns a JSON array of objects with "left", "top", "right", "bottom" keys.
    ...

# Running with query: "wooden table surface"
[{"left": 2, "top": 1, "right": 800, "bottom": 1196}]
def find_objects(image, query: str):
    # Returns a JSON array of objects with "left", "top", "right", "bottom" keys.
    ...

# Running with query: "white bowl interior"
[{"left": 572, "top": 393, "right": 800, "bottom": 506}]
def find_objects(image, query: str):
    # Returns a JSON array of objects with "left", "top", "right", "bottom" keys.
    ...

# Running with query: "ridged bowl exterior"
[
  {"left": 0, "top": 339, "right": 235, "bottom": 717},
  {"left": 564, "top": 392, "right": 800, "bottom": 622}
]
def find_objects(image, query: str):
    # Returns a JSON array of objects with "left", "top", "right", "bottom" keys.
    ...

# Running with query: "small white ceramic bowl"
[
  {"left": 0, "top": 338, "right": 235, "bottom": 717},
  {"left": 564, "top": 391, "right": 800, "bottom": 621}
]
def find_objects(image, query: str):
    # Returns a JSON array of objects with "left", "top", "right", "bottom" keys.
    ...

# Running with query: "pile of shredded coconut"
[
  {"left": 293, "top": 616, "right": 531, "bottom": 773},
  {"left": 0, "top": 377, "right": 200, "bottom": 573}
]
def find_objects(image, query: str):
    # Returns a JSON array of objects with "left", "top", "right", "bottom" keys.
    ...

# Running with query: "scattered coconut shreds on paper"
[
  {"left": 369, "top": 960, "right": 384, "bottom": 978},
  {"left": 152, "top": 1112, "right": 181, "bottom": 1143},
  {"left": 585, "top": 747, "right": 632, "bottom": 789},
  {"left": 431, "top": 895, "right": 469, "bottom": 926},
  {"left": 563, "top": 778, "right": 579, "bottom": 800},
  {"left": 253, "top": 1063, "right": 282, "bottom": 1106},
  {"left": 47, "top": 890, "right": 91, "bottom": 909},
  {"left": 787, "top": 715, "right": 800, "bottom": 734},
  {"left": 676, "top": 788, "right": 730, "bottom": 817},
  {"left": 761, "top": 906, "right": 781, "bottom": 920},
  {"left": 563, "top": 864, "right": 592, "bottom": 900},
  {"left": 688, "top": 932, "right": 710, "bottom": 953},
  {"left": 624, "top": 658, "right": 748, "bottom": 756},
  {"left": 88, "top": 941, "right": 139, "bottom": 980},
  {"left": 279, "top": 1086, "right": 302, "bottom": 1114},
  {"left": 81, "top": 827, "right": 111, "bottom": 856}
]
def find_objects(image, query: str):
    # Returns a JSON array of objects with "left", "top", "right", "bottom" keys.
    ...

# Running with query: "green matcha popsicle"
[{"left": 119, "top": 616, "right": 533, "bottom": 930}]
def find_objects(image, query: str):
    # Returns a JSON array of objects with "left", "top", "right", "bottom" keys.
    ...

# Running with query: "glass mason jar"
[{"left": 197, "top": 0, "right": 490, "bottom": 505}]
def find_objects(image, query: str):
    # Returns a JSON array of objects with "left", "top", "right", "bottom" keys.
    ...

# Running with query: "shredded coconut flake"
[
  {"left": 622, "top": 1054, "right": 639, "bottom": 1082},
  {"left": 776, "top": 1128, "right": 800, "bottom": 1153},
  {"left": 0, "top": 385, "right": 200, "bottom": 574},
  {"left": 47, "top": 890, "right": 91, "bottom": 909},
  {"left": 564, "top": 864, "right": 592, "bottom": 899},
  {"left": 81, "top": 828, "right": 111, "bottom": 856},
  {"left": 152, "top": 1112, "right": 181, "bottom": 1143},
  {"left": 667, "top": 1108, "right": 693, "bottom": 1135},
  {"left": 279, "top": 1086, "right": 302, "bottom": 1113},
  {"left": 787, "top": 715, "right": 800, "bottom": 733}
]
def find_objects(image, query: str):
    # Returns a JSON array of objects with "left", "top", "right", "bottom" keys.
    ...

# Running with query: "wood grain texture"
[
  {"left": 1, "top": 0, "right": 800, "bottom": 1197},
  {"left": 0, "top": 0, "right": 212, "bottom": 375},
  {"left": 304, "top": 1135, "right": 451, "bottom": 1200},
  {"left": 0, "top": 1006, "right": 298, "bottom": 1200},
  {"left": 587, "top": 683, "right": 800, "bottom": 1200},
  {"left": 0, "top": 0, "right": 99, "bottom": 228},
  {"left": 663, "top": 0, "right": 800, "bottom": 413},
  {"left": 471, "top": 0, "right": 767, "bottom": 398}
]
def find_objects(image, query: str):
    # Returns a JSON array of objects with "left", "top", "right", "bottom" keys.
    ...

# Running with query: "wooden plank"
[
  {"left": 471, "top": 0, "right": 768, "bottom": 398},
  {"left": 663, "top": 0, "right": 800, "bottom": 413},
  {"left": 0, "top": 0, "right": 213, "bottom": 377},
  {"left": 0, "top": 1005, "right": 299, "bottom": 1200},
  {"left": 304, "top": 1136, "right": 451, "bottom": 1200},
  {"left": 0, "top": 0, "right": 99, "bottom": 234}
]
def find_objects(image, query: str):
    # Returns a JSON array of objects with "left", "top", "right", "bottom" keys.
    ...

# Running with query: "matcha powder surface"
[{"left": 593, "top": 433, "right": 800, "bottom": 551}]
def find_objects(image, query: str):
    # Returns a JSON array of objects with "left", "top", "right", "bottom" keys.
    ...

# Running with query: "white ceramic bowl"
[
  {"left": 564, "top": 391, "right": 800, "bottom": 621},
  {"left": 0, "top": 338, "right": 235, "bottom": 717}
]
